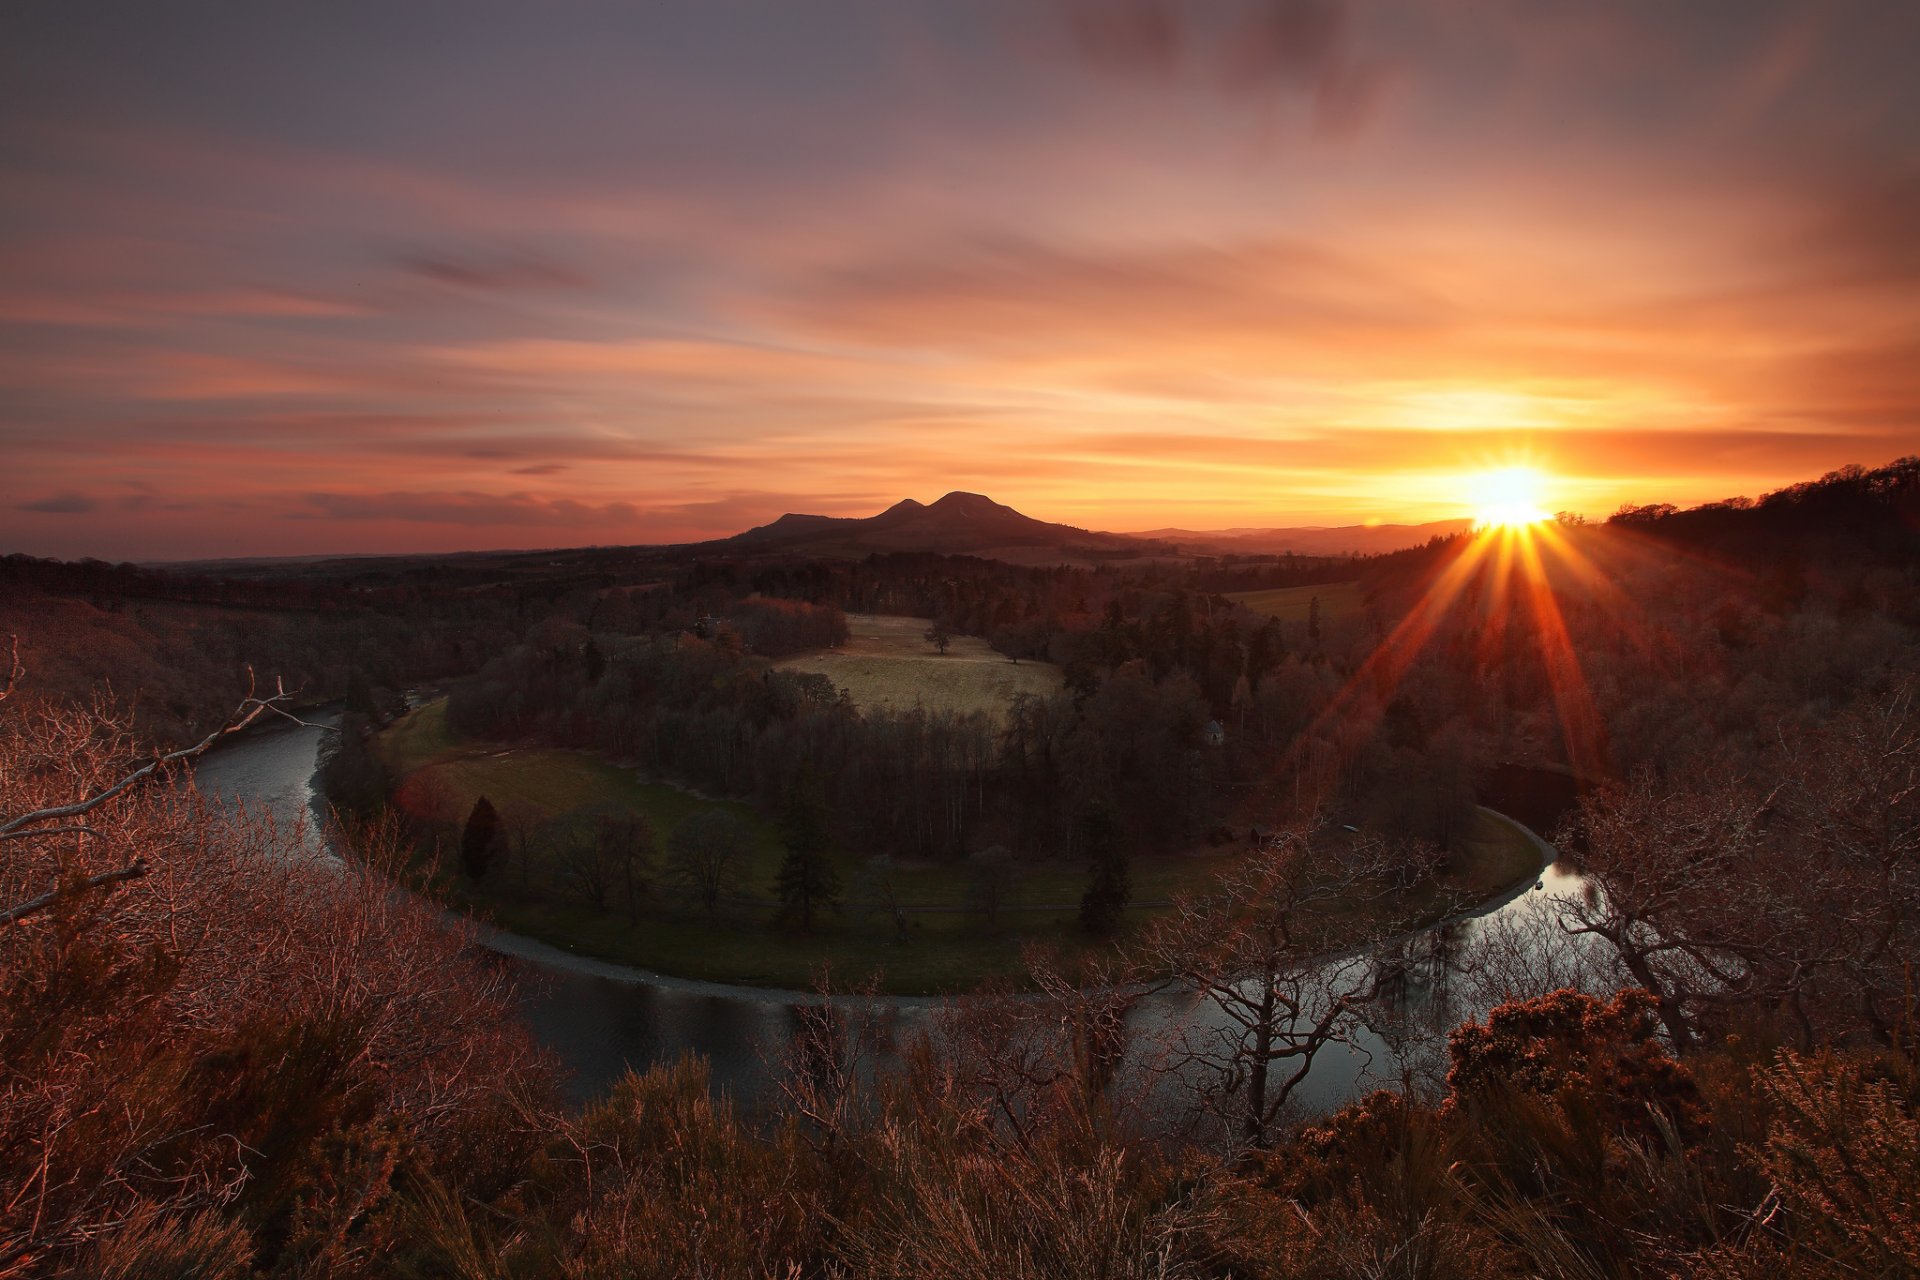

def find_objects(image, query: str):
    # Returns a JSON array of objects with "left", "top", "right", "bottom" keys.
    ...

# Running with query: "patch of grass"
[
  {"left": 774, "top": 613, "right": 1062, "bottom": 723},
  {"left": 379, "top": 697, "right": 457, "bottom": 776},
  {"left": 378, "top": 705, "right": 788, "bottom": 885},
  {"left": 372, "top": 699, "right": 1544, "bottom": 995},
  {"left": 1411, "top": 807, "right": 1546, "bottom": 922},
  {"left": 1228, "top": 581, "right": 1366, "bottom": 624}
]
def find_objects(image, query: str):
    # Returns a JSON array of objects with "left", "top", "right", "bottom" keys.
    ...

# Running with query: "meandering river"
[{"left": 192, "top": 710, "right": 1592, "bottom": 1114}]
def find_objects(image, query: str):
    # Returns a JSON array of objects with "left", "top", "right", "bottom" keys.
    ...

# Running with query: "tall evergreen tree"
[
  {"left": 1078, "top": 805, "right": 1131, "bottom": 938},
  {"left": 1246, "top": 617, "right": 1283, "bottom": 688},
  {"left": 774, "top": 777, "right": 840, "bottom": 931},
  {"left": 460, "top": 795, "right": 501, "bottom": 882}
]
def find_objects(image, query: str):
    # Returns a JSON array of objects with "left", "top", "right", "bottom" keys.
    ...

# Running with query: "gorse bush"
[{"left": 0, "top": 692, "right": 550, "bottom": 1277}]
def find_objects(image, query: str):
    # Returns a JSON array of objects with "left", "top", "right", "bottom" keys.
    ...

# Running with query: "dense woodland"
[{"left": 4, "top": 458, "right": 1920, "bottom": 1277}]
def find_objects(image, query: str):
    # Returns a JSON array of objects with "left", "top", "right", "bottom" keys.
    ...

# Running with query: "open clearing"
[
  {"left": 774, "top": 613, "right": 1062, "bottom": 721},
  {"left": 1228, "top": 580, "right": 1367, "bottom": 624}
]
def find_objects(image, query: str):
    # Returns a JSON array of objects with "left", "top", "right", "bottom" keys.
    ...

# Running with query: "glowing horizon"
[{"left": 3, "top": 2, "right": 1917, "bottom": 560}]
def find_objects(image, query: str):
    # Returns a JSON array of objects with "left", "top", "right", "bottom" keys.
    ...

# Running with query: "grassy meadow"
[
  {"left": 1228, "top": 580, "right": 1367, "bottom": 624},
  {"left": 773, "top": 613, "right": 1062, "bottom": 723}
]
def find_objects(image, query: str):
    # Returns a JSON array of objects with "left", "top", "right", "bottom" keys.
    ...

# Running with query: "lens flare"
[{"left": 1470, "top": 466, "right": 1550, "bottom": 530}]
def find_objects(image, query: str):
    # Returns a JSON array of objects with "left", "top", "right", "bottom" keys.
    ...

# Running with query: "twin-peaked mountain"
[{"left": 710, "top": 491, "right": 1147, "bottom": 558}]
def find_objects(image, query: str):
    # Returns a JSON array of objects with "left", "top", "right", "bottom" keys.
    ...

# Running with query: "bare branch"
[
  {"left": 0, "top": 825, "right": 102, "bottom": 844},
  {"left": 0, "top": 861, "right": 147, "bottom": 927},
  {"left": 0, "top": 677, "right": 307, "bottom": 837}
]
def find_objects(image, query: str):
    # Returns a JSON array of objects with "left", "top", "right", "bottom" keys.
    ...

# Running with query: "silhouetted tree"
[
  {"left": 1143, "top": 825, "right": 1438, "bottom": 1147},
  {"left": 317, "top": 713, "right": 388, "bottom": 816},
  {"left": 666, "top": 809, "right": 752, "bottom": 918},
  {"left": 775, "top": 778, "right": 840, "bottom": 931},
  {"left": 460, "top": 795, "right": 500, "bottom": 882},
  {"left": 593, "top": 807, "right": 655, "bottom": 924},
  {"left": 1078, "top": 806, "right": 1130, "bottom": 938},
  {"left": 964, "top": 845, "right": 1016, "bottom": 932}
]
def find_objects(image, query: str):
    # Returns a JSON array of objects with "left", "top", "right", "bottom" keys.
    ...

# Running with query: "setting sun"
[{"left": 1470, "top": 466, "right": 1551, "bottom": 530}]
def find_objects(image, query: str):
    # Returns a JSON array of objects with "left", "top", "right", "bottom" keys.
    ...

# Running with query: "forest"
[{"left": 2, "top": 458, "right": 1919, "bottom": 1277}]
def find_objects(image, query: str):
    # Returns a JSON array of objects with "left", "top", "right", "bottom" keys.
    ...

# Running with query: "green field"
[
  {"left": 774, "top": 613, "right": 1062, "bottom": 724},
  {"left": 376, "top": 699, "right": 1541, "bottom": 993},
  {"left": 1228, "top": 581, "right": 1367, "bottom": 624}
]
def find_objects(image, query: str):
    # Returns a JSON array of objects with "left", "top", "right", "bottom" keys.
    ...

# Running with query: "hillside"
[{"left": 710, "top": 490, "right": 1155, "bottom": 559}]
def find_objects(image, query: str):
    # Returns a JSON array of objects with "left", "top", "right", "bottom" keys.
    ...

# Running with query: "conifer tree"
[
  {"left": 1078, "top": 805, "right": 1131, "bottom": 938},
  {"left": 774, "top": 777, "right": 840, "bottom": 931},
  {"left": 461, "top": 795, "right": 500, "bottom": 882}
]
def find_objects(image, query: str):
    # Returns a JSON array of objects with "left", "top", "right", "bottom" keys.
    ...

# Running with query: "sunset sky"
[{"left": 4, "top": 1, "right": 1918, "bottom": 560}]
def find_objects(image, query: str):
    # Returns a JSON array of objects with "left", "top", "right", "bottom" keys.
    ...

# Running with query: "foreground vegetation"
[{"left": 6, "top": 687, "right": 1915, "bottom": 1278}]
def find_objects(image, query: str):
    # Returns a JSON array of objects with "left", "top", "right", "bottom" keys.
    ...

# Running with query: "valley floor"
[{"left": 377, "top": 698, "right": 1542, "bottom": 994}]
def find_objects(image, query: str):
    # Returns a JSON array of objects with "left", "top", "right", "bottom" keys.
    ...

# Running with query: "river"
[{"left": 191, "top": 711, "right": 1592, "bottom": 1114}]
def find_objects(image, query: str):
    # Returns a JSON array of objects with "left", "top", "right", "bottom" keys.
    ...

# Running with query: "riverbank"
[{"left": 373, "top": 699, "right": 1545, "bottom": 995}]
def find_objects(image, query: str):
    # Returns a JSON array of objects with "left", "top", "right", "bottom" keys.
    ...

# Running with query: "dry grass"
[{"left": 775, "top": 614, "right": 1062, "bottom": 722}]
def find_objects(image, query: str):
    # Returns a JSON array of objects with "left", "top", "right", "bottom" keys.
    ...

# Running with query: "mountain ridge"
[
  {"left": 716, "top": 490, "right": 1141, "bottom": 557},
  {"left": 705, "top": 492, "right": 1466, "bottom": 560}
]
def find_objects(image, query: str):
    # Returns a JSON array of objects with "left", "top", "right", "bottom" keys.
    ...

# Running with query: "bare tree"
[
  {"left": 664, "top": 809, "right": 750, "bottom": 917},
  {"left": 919, "top": 948, "right": 1148, "bottom": 1158},
  {"left": 553, "top": 808, "right": 654, "bottom": 920},
  {"left": 1142, "top": 825, "right": 1450, "bottom": 1148},
  {"left": 1554, "top": 770, "right": 1792, "bottom": 1051},
  {"left": 596, "top": 808, "right": 655, "bottom": 924},
  {"left": 774, "top": 966, "right": 891, "bottom": 1154},
  {"left": 549, "top": 822, "right": 610, "bottom": 912},
  {"left": 499, "top": 799, "right": 541, "bottom": 891},
  {"left": 1778, "top": 679, "right": 1920, "bottom": 1047},
  {"left": 964, "top": 845, "right": 1016, "bottom": 932}
]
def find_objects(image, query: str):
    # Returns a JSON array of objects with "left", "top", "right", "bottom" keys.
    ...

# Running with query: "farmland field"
[
  {"left": 1228, "top": 580, "right": 1367, "bottom": 624},
  {"left": 774, "top": 613, "right": 1062, "bottom": 721}
]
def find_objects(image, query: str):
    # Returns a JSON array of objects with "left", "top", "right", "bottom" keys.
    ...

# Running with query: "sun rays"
[{"left": 1270, "top": 511, "right": 1641, "bottom": 810}]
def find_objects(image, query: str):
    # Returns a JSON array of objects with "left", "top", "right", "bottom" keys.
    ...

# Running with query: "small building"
[{"left": 1202, "top": 719, "right": 1226, "bottom": 748}]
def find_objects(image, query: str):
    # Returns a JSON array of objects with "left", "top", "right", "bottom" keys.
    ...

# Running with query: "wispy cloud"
[
  {"left": 17, "top": 492, "right": 97, "bottom": 515},
  {"left": 2, "top": 1, "right": 1917, "bottom": 558}
]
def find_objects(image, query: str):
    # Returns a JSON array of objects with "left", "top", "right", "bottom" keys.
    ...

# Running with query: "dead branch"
[
  {"left": 0, "top": 669, "right": 309, "bottom": 838},
  {"left": 0, "top": 861, "right": 147, "bottom": 927},
  {"left": 0, "top": 825, "right": 101, "bottom": 844}
]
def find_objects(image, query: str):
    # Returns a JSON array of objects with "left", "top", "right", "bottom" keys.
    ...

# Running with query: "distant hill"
[
  {"left": 1129, "top": 519, "right": 1473, "bottom": 557},
  {"left": 707, "top": 491, "right": 1155, "bottom": 559}
]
